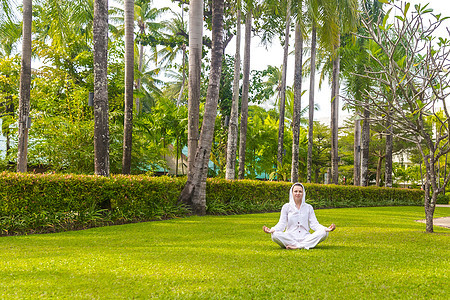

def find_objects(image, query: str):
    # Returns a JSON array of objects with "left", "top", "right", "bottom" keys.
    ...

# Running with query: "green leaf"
[
  {"left": 404, "top": 2, "right": 410, "bottom": 17},
  {"left": 397, "top": 55, "right": 407, "bottom": 67},
  {"left": 382, "top": 8, "right": 392, "bottom": 28}
]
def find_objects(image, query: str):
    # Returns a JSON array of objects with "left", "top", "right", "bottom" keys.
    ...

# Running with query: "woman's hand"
[
  {"left": 263, "top": 225, "right": 274, "bottom": 234},
  {"left": 325, "top": 223, "right": 336, "bottom": 232}
]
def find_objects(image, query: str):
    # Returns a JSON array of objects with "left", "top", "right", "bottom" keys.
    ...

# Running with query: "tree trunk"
[
  {"left": 179, "top": 0, "right": 224, "bottom": 215},
  {"left": 361, "top": 100, "right": 370, "bottom": 186},
  {"left": 17, "top": 0, "right": 32, "bottom": 173},
  {"left": 330, "top": 41, "right": 340, "bottom": 184},
  {"left": 385, "top": 112, "right": 393, "bottom": 187},
  {"left": 307, "top": 24, "right": 317, "bottom": 183},
  {"left": 93, "top": 0, "right": 110, "bottom": 177},
  {"left": 177, "top": 44, "right": 187, "bottom": 106},
  {"left": 423, "top": 180, "right": 435, "bottom": 233},
  {"left": 353, "top": 118, "right": 361, "bottom": 186},
  {"left": 291, "top": 22, "right": 303, "bottom": 183},
  {"left": 225, "top": 4, "right": 241, "bottom": 180},
  {"left": 376, "top": 155, "right": 384, "bottom": 187},
  {"left": 238, "top": 9, "right": 252, "bottom": 179},
  {"left": 187, "top": 0, "right": 203, "bottom": 179},
  {"left": 136, "top": 41, "right": 144, "bottom": 114},
  {"left": 277, "top": 0, "right": 291, "bottom": 176},
  {"left": 122, "top": 0, "right": 134, "bottom": 174}
]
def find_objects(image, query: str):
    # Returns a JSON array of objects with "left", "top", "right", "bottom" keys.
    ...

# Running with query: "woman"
[{"left": 263, "top": 183, "right": 336, "bottom": 249}]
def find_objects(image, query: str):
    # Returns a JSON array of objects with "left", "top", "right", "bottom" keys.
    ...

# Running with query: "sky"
[{"left": 155, "top": 0, "right": 450, "bottom": 126}]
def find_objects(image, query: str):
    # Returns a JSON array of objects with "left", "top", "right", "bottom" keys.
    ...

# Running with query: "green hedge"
[
  {"left": 0, "top": 172, "right": 425, "bottom": 235},
  {"left": 0, "top": 172, "right": 187, "bottom": 219},
  {"left": 206, "top": 180, "right": 424, "bottom": 214}
]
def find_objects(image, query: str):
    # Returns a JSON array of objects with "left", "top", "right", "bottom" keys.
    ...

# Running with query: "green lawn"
[{"left": 1, "top": 206, "right": 449, "bottom": 299}]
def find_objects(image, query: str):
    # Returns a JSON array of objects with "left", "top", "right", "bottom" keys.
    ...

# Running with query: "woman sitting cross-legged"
[{"left": 263, "top": 183, "right": 336, "bottom": 250}]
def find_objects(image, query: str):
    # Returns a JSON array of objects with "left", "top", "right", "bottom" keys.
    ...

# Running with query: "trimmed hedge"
[
  {"left": 206, "top": 180, "right": 424, "bottom": 214},
  {"left": 0, "top": 172, "right": 187, "bottom": 220},
  {"left": 0, "top": 172, "right": 425, "bottom": 235}
]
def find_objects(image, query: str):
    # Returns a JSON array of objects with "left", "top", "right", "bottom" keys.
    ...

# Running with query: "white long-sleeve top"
[{"left": 271, "top": 202, "right": 326, "bottom": 241}]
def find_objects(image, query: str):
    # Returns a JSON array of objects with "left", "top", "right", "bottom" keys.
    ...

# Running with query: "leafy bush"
[
  {"left": 0, "top": 172, "right": 425, "bottom": 236},
  {"left": 206, "top": 180, "right": 424, "bottom": 214},
  {"left": 436, "top": 193, "right": 450, "bottom": 204},
  {"left": 0, "top": 172, "right": 188, "bottom": 235}
]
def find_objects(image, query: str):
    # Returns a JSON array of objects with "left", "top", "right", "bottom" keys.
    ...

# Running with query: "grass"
[{"left": 0, "top": 206, "right": 449, "bottom": 299}]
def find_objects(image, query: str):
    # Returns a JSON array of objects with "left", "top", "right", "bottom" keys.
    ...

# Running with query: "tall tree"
[
  {"left": 93, "top": 0, "right": 110, "bottom": 177},
  {"left": 187, "top": 0, "right": 203, "bottom": 178},
  {"left": 384, "top": 109, "right": 393, "bottom": 187},
  {"left": 238, "top": 7, "right": 252, "bottom": 179},
  {"left": 353, "top": 117, "right": 361, "bottom": 185},
  {"left": 323, "top": 0, "right": 359, "bottom": 184},
  {"left": 122, "top": 0, "right": 134, "bottom": 174},
  {"left": 179, "top": 0, "right": 225, "bottom": 214},
  {"left": 134, "top": 0, "right": 169, "bottom": 113},
  {"left": 277, "top": 0, "right": 291, "bottom": 177},
  {"left": 17, "top": 0, "right": 32, "bottom": 173},
  {"left": 360, "top": 95, "right": 370, "bottom": 186},
  {"left": 356, "top": 1, "right": 450, "bottom": 232},
  {"left": 330, "top": 38, "right": 340, "bottom": 184},
  {"left": 307, "top": 24, "right": 317, "bottom": 183},
  {"left": 225, "top": 0, "right": 241, "bottom": 180},
  {"left": 291, "top": 21, "right": 303, "bottom": 183}
]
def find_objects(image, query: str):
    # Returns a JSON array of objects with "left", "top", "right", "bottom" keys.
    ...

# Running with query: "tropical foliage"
[{"left": 0, "top": 0, "right": 449, "bottom": 227}]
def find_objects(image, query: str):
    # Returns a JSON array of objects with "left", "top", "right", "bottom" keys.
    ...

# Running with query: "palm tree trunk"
[
  {"left": 277, "top": 0, "right": 291, "bottom": 176},
  {"left": 307, "top": 24, "right": 317, "bottom": 183},
  {"left": 93, "top": 0, "right": 110, "bottom": 178},
  {"left": 385, "top": 111, "right": 393, "bottom": 187},
  {"left": 353, "top": 117, "right": 361, "bottom": 186},
  {"left": 187, "top": 0, "right": 203, "bottom": 180},
  {"left": 291, "top": 22, "right": 303, "bottom": 183},
  {"left": 238, "top": 9, "right": 252, "bottom": 179},
  {"left": 179, "top": 0, "right": 224, "bottom": 215},
  {"left": 122, "top": 0, "right": 134, "bottom": 174},
  {"left": 361, "top": 100, "right": 370, "bottom": 186},
  {"left": 17, "top": 0, "right": 32, "bottom": 173},
  {"left": 136, "top": 42, "right": 144, "bottom": 113},
  {"left": 177, "top": 3, "right": 187, "bottom": 106},
  {"left": 376, "top": 155, "right": 384, "bottom": 187},
  {"left": 330, "top": 41, "right": 340, "bottom": 184},
  {"left": 177, "top": 44, "right": 187, "bottom": 106},
  {"left": 225, "top": 4, "right": 241, "bottom": 180}
]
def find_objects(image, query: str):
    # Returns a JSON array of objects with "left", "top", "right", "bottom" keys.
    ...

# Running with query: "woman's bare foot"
[{"left": 286, "top": 245, "right": 298, "bottom": 250}]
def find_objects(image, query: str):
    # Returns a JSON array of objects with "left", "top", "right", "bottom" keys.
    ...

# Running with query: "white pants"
[{"left": 271, "top": 228, "right": 328, "bottom": 249}]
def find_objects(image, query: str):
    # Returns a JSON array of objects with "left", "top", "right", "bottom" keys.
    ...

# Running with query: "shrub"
[
  {"left": 436, "top": 193, "right": 450, "bottom": 205},
  {"left": 0, "top": 172, "right": 425, "bottom": 236}
]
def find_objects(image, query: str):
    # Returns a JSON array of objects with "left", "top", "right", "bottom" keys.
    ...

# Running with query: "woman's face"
[{"left": 292, "top": 185, "right": 303, "bottom": 202}]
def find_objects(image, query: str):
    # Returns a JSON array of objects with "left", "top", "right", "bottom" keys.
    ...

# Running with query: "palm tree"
[
  {"left": 93, "top": 0, "right": 110, "bottom": 177},
  {"left": 122, "top": 0, "right": 134, "bottom": 174},
  {"left": 316, "top": 0, "right": 358, "bottom": 184},
  {"left": 179, "top": 0, "right": 225, "bottom": 215},
  {"left": 187, "top": 0, "right": 203, "bottom": 179},
  {"left": 133, "top": 0, "right": 170, "bottom": 114},
  {"left": 276, "top": 0, "right": 291, "bottom": 178},
  {"left": 291, "top": 20, "right": 304, "bottom": 183},
  {"left": 238, "top": 4, "right": 253, "bottom": 179},
  {"left": 17, "top": 0, "right": 32, "bottom": 173},
  {"left": 225, "top": 0, "right": 241, "bottom": 180},
  {"left": 156, "top": 11, "right": 188, "bottom": 105},
  {"left": 307, "top": 23, "right": 317, "bottom": 183}
]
